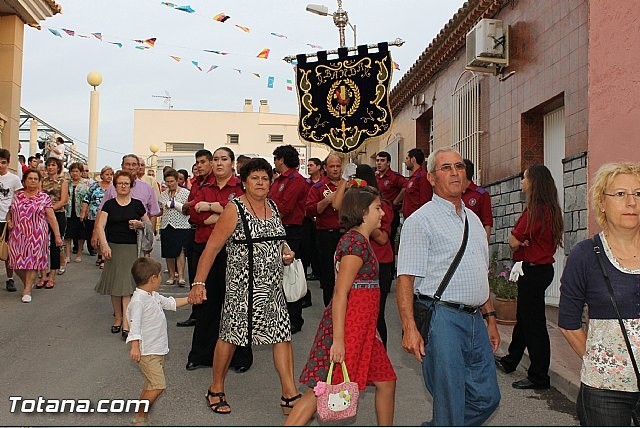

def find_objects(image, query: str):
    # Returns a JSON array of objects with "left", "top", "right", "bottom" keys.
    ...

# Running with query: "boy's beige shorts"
[{"left": 139, "top": 354, "right": 166, "bottom": 390}]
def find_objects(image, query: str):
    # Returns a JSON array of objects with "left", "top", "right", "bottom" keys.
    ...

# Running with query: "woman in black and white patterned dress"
[{"left": 190, "top": 157, "right": 301, "bottom": 415}]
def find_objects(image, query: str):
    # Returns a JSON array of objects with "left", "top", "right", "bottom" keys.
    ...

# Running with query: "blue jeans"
[
  {"left": 421, "top": 302, "right": 500, "bottom": 426},
  {"left": 577, "top": 383, "right": 640, "bottom": 426}
]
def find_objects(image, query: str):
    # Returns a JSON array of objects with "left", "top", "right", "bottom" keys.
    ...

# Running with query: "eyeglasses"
[
  {"left": 437, "top": 162, "right": 466, "bottom": 173},
  {"left": 603, "top": 191, "right": 640, "bottom": 201},
  {"left": 116, "top": 182, "right": 131, "bottom": 187}
]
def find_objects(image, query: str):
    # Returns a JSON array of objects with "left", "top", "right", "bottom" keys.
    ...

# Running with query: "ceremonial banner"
[{"left": 295, "top": 43, "right": 393, "bottom": 153}]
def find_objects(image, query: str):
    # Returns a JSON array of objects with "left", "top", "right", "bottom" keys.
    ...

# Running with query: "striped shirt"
[{"left": 397, "top": 194, "right": 489, "bottom": 306}]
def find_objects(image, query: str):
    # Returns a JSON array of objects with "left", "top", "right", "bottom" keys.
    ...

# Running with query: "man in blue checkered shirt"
[{"left": 396, "top": 147, "right": 501, "bottom": 426}]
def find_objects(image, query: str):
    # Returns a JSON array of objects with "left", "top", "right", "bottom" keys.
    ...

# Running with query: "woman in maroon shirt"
[{"left": 495, "top": 164, "right": 563, "bottom": 390}]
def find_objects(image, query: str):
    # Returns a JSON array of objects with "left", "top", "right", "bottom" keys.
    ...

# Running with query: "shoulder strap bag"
[
  {"left": 413, "top": 215, "right": 469, "bottom": 343},
  {"left": 592, "top": 238, "right": 640, "bottom": 425}
]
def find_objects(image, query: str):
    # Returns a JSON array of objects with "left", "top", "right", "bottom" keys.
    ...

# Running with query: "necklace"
[
  {"left": 605, "top": 234, "right": 639, "bottom": 259},
  {"left": 245, "top": 196, "right": 267, "bottom": 219}
]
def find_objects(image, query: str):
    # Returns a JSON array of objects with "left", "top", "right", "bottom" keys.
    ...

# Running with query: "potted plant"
[{"left": 488, "top": 253, "right": 518, "bottom": 325}]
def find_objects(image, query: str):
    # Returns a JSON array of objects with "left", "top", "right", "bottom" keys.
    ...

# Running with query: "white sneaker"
[{"left": 21, "top": 295, "right": 32, "bottom": 303}]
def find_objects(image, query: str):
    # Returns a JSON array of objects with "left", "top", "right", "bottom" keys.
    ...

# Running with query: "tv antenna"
[{"left": 152, "top": 90, "right": 173, "bottom": 109}]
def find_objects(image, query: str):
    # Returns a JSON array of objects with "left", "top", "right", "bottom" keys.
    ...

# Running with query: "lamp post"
[
  {"left": 87, "top": 71, "right": 102, "bottom": 173},
  {"left": 149, "top": 143, "right": 159, "bottom": 174},
  {"left": 306, "top": 1, "right": 357, "bottom": 48}
]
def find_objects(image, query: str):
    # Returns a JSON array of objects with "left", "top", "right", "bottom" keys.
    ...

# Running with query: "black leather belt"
[{"left": 416, "top": 294, "right": 479, "bottom": 314}]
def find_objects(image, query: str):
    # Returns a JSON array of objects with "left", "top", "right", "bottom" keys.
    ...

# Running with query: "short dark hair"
[
  {"left": 164, "top": 169, "right": 179, "bottom": 180},
  {"left": 177, "top": 169, "right": 189, "bottom": 180},
  {"left": 68, "top": 162, "right": 84, "bottom": 173},
  {"left": 131, "top": 257, "right": 162, "bottom": 286},
  {"left": 113, "top": 170, "right": 136, "bottom": 187},
  {"left": 0, "top": 149, "right": 10, "bottom": 162},
  {"left": 339, "top": 186, "right": 380, "bottom": 230},
  {"left": 56, "top": 137, "right": 64, "bottom": 144},
  {"left": 35, "top": 153, "right": 42, "bottom": 159},
  {"left": 376, "top": 151, "right": 391, "bottom": 162},
  {"left": 463, "top": 159, "right": 474, "bottom": 181},
  {"left": 214, "top": 147, "right": 235, "bottom": 162},
  {"left": 18, "top": 155, "right": 25, "bottom": 163},
  {"left": 45, "top": 157, "right": 63, "bottom": 173},
  {"left": 308, "top": 157, "right": 322, "bottom": 166},
  {"left": 355, "top": 164, "right": 379, "bottom": 190},
  {"left": 273, "top": 145, "right": 300, "bottom": 169},
  {"left": 195, "top": 149, "right": 213, "bottom": 161},
  {"left": 237, "top": 155, "right": 251, "bottom": 163},
  {"left": 28, "top": 156, "right": 36, "bottom": 163},
  {"left": 240, "top": 158, "right": 273, "bottom": 182},
  {"left": 21, "top": 169, "right": 41, "bottom": 185},
  {"left": 408, "top": 148, "right": 425, "bottom": 166}
]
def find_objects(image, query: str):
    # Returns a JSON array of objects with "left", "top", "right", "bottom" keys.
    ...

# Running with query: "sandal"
[
  {"left": 44, "top": 280, "right": 55, "bottom": 289},
  {"left": 206, "top": 390, "right": 231, "bottom": 414},
  {"left": 280, "top": 393, "right": 302, "bottom": 415},
  {"left": 99, "top": 262, "right": 105, "bottom": 269},
  {"left": 177, "top": 279, "right": 187, "bottom": 286},
  {"left": 74, "top": 256, "right": 82, "bottom": 263},
  {"left": 96, "top": 257, "right": 103, "bottom": 266},
  {"left": 165, "top": 279, "right": 175, "bottom": 285},
  {"left": 57, "top": 266, "right": 66, "bottom": 275},
  {"left": 34, "top": 278, "right": 47, "bottom": 289}
]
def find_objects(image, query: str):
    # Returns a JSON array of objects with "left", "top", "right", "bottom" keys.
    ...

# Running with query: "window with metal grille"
[
  {"left": 451, "top": 72, "right": 481, "bottom": 181},
  {"left": 165, "top": 142, "right": 204, "bottom": 152},
  {"left": 269, "top": 134, "right": 284, "bottom": 143},
  {"left": 227, "top": 134, "right": 239, "bottom": 145}
]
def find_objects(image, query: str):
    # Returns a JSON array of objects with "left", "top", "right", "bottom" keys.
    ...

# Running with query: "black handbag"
[
  {"left": 592, "top": 238, "right": 640, "bottom": 426},
  {"left": 413, "top": 216, "right": 469, "bottom": 343}
]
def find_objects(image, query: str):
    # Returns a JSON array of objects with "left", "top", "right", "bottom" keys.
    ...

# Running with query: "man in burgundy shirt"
[
  {"left": 376, "top": 150, "right": 407, "bottom": 244},
  {"left": 269, "top": 145, "right": 309, "bottom": 333},
  {"left": 402, "top": 148, "right": 433, "bottom": 219},
  {"left": 301, "top": 158, "right": 323, "bottom": 282},
  {"left": 305, "top": 154, "right": 345, "bottom": 306},
  {"left": 461, "top": 159, "right": 493, "bottom": 239},
  {"left": 181, "top": 148, "right": 252, "bottom": 372}
]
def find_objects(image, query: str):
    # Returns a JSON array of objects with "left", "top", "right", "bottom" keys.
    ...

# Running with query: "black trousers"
[
  {"left": 283, "top": 224, "right": 305, "bottom": 329},
  {"left": 184, "top": 227, "right": 197, "bottom": 320},
  {"left": 187, "top": 242, "right": 252, "bottom": 368},
  {"left": 300, "top": 217, "right": 320, "bottom": 275},
  {"left": 377, "top": 262, "right": 394, "bottom": 348},
  {"left": 390, "top": 208, "right": 401, "bottom": 248},
  {"left": 502, "top": 263, "right": 554, "bottom": 385},
  {"left": 49, "top": 211, "right": 66, "bottom": 270},
  {"left": 316, "top": 229, "right": 343, "bottom": 307}
]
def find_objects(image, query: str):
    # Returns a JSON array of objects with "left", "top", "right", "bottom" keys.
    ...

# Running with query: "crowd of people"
[{"left": 2, "top": 142, "right": 639, "bottom": 426}]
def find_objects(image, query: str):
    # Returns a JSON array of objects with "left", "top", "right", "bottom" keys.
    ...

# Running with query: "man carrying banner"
[{"left": 305, "top": 154, "right": 345, "bottom": 307}]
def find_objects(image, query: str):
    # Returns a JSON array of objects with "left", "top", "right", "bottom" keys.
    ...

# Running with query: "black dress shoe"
[
  {"left": 512, "top": 378, "right": 550, "bottom": 390},
  {"left": 176, "top": 318, "right": 196, "bottom": 327},
  {"left": 185, "top": 362, "right": 210, "bottom": 371},
  {"left": 494, "top": 355, "right": 515, "bottom": 374},
  {"left": 230, "top": 365, "right": 250, "bottom": 373},
  {"left": 5, "top": 279, "right": 16, "bottom": 292},
  {"left": 111, "top": 325, "right": 121, "bottom": 334}
]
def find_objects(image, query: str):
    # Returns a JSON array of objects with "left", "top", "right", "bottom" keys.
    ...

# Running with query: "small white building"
[{"left": 133, "top": 99, "right": 329, "bottom": 176}]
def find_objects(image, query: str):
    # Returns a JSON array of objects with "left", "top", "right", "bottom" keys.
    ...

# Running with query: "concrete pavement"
[{"left": 0, "top": 245, "right": 579, "bottom": 425}]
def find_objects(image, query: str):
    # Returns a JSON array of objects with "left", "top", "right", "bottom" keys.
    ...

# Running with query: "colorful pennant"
[
  {"left": 286, "top": 79, "right": 293, "bottom": 91},
  {"left": 48, "top": 28, "right": 62, "bottom": 37},
  {"left": 267, "top": 76, "right": 275, "bottom": 88},
  {"left": 207, "top": 65, "right": 218, "bottom": 73},
  {"left": 170, "top": 55, "right": 182, "bottom": 62},
  {"left": 213, "top": 13, "right": 230, "bottom": 23},
  {"left": 235, "top": 25, "right": 250, "bottom": 33},
  {"left": 91, "top": 32, "right": 102, "bottom": 41},
  {"left": 257, "top": 49, "right": 270, "bottom": 59},
  {"left": 176, "top": 5, "right": 195, "bottom": 13}
]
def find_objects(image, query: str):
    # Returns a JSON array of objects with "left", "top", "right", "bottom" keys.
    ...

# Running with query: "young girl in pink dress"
[{"left": 285, "top": 186, "right": 396, "bottom": 426}]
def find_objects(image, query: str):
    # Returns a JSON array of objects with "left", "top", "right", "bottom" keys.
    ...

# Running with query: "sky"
[{"left": 21, "top": 0, "right": 465, "bottom": 168}]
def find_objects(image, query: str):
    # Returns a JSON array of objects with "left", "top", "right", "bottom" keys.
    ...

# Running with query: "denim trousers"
[
  {"left": 422, "top": 303, "right": 500, "bottom": 426},
  {"left": 577, "top": 383, "right": 640, "bottom": 426}
]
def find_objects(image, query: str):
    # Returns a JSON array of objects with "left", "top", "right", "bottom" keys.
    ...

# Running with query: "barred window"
[
  {"left": 165, "top": 142, "right": 204, "bottom": 152},
  {"left": 227, "top": 134, "right": 239, "bottom": 145},
  {"left": 451, "top": 72, "right": 480, "bottom": 181},
  {"left": 269, "top": 134, "right": 284, "bottom": 143}
]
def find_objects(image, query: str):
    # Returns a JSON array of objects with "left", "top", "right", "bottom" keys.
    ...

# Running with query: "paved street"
[{"left": 0, "top": 245, "right": 578, "bottom": 426}]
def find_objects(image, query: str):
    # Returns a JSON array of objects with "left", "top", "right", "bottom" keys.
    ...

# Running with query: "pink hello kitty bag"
[{"left": 314, "top": 361, "right": 359, "bottom": 421}]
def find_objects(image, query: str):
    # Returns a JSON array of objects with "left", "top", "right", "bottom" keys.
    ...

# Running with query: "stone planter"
[{"left": 493, "top": 296, "right": 517, "bottom": 325}]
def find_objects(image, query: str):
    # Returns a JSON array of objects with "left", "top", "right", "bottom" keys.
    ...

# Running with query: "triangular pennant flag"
[
  {"left": 270, "top": 32, "right": 287, "bottom": 39},
  {"left": 307, "top": 43, "right": 322, "bottom": 49},
  {"left": 257, "top": 49, "right": 270, "bottom": 59},
  {"left": 213, "top": 13, "right": 230, "bottom": 22},
  {"left": 286, "top": 79, "right": 293, "bottom": 91},
  {"left": 77, "top": 34, "right": 90, "bottom": 38},
  {"left": 144, "top": 38, "right": 157, "bottom": 47},
  {"left": 204, "top": 50, "right": 229, "bottom": 55},
  {"left": 91, "top": 32, "right": 102, "bottom": 41},
  {"left": 267, "top": 76, "right": 275, "bottom": 88},
  {"left": 176, "top": 5, "right": 195, "bottom": 13},
  {"left": 61, "top": 28, "right": 75, "bottom": 36},
  {"left": 161, "top": 2, "right": 177, "bottom": 7},
  {"left": 252, "top": 73, "right": 261, "bottom": 78},
  {"left": 170, "top": 55, "right": 182, "bottom": 62},
  {"left": 233, "top": 69, "right": 242, "bottom": 74},
  {"left": 135, "top": 46, "right": 150, "bottom": 50},
  {"left": 392, "top": 61, "right": 400, "bottom": 70},
  {"left": 134, "top": 39, "right": 144, "bottom": 43},
  {"left": 48, "top": 28, "right": 62, "bottom": 37},
  {"left": 108, "top": 42, "right": 123, "bottom": 48},
  {"left": 207, "top": 65, "right": 218, "bottom": 73},
  {"left": 235, "top": 25, "right": 250, "bottom": 33},
  {"left": 191, "top": 60, "right": 203, "bottom": 71}
]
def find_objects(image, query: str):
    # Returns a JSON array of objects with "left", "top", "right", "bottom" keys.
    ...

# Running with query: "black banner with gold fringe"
[{"left": 295, "top": 43, "right": 393, "bottom": 153}]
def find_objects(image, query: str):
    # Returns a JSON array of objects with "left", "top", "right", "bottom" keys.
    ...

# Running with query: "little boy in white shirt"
[{"left": 126, "top": 257, "right": 191, "bottom": 425}]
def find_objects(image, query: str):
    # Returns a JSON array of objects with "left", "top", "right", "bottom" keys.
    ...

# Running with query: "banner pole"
[{"left": 283, "top": 38, "right": 404, "bottom": 63}]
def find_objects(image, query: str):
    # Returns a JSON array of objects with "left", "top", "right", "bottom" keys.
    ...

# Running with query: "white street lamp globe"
[{"left": 149, "top": 144, "right": 160, "bottom": 154}]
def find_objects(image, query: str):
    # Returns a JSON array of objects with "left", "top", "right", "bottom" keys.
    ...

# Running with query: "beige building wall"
[{"left": 133, "top": 100, "right": 329, "bottom": 176}]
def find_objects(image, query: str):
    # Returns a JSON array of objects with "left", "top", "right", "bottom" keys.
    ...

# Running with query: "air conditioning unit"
[{"left": 465, "top": 19, "right": 509, "bottom": 73}]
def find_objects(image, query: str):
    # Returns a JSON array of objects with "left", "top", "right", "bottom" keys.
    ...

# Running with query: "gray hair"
[{"left": 426, "top": 147, "right": 462, "bottom": 173}]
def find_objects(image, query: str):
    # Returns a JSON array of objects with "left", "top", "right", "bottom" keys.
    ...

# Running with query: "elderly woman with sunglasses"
[{"left": 559, "top": 162, "right": 640, "bottom": 426}]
